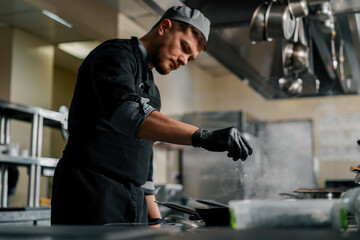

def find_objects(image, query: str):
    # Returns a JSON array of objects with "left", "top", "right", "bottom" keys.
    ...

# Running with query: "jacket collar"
[{"left": 130, "top": 37, "right": 151, "bottom": 70}]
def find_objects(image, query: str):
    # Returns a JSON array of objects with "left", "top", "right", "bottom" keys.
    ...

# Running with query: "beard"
[{"left": 150, "top": 40, "right": 170, "bottom": 75}]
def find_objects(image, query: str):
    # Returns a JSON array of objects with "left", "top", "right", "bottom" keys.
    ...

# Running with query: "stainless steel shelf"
[
  {"left": 0, "top": 154, "right": 58, "bottom": 168},
  {"left": 0, "top": 99, "right": 67, "bottom": 129},
  {"left": 0, "top": 99, "right": 67, "bottom": 209}
]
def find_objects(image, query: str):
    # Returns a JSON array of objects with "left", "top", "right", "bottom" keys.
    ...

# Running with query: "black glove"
[{"left": 192, "top": 127, "right": 253, "bottom": 161}]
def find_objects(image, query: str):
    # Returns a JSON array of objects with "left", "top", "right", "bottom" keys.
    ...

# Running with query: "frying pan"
[{"left": 155, "top": 200, "right": 230, "bottom": 226}]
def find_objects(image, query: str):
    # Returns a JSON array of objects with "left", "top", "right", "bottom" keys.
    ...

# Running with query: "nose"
[{"left": 178, "top": 55, "right": 188, "bottom": 67}]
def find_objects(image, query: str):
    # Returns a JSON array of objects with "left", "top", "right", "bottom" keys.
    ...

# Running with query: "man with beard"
[{"left": 51, "top": 5, "right": 253, "bottom": 225}]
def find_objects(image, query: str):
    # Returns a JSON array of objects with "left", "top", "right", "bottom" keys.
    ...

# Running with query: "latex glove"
[{"left": 192, "top": 127, "right": 253, "bottom": 161}]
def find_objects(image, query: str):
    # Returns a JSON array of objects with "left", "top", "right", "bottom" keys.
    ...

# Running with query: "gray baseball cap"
[{"left": 161, "top": 6, "right": 211, "bottom": 41}]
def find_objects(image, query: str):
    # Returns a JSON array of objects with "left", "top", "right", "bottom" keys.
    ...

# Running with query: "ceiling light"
[
  {"left": 58, "top": 41, "right": 100, "bottom": 59},
  {"left": 42, "top": 10, "right": 73, "bottom": 28}
]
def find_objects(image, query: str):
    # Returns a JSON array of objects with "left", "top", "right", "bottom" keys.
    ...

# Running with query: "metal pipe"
[
  {"left": 1, "top": 165, "right": 8, "bottom": 207},
  {"left": 0, "top": 116, "right": 4, "bottom": 206},
  {"left": 0, "top": 117, "right": 10, "bottom": 207},
  {"left": 0, "top": 116, "right": 4, "bottom": 144},
  {"left": 0, "top": 165, "right": 2, "bottom": 207},
  {"left": 34, "top": 116, "right": 43, "bottom": 207},
  {"left": 30, "top": 114, "right": 39, "bottom": 158},
  {"left": 34, "top": 165, "right": 41, "bottom": 207},
  {"left": 28, "top": 114, "right": 39, "bottom": 207},
  {"left": 37, "top": 116, "right": 43, "bottom": 157},
  {"left": 27, "top": 165, "right": 35, "bottom": 207},
  {"left": 5, "top": 118, "right": 10, "bottom": 144}
]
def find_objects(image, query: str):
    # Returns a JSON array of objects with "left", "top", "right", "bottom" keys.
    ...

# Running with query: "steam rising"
[{"left": 182, "top": 121, "right": 316, "bottom": 203}]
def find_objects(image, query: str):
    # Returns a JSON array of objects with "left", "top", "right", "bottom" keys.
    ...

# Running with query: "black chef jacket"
[{"left": 51, "top": 37, "right": 161, "bottom": 225}]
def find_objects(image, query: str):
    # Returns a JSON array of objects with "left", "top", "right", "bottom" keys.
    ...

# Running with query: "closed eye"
[
  {"left": 181, "top": 41, "right": 189, "bottom": 53},
  {"left": 181, "top": 40, "right": 196, "bottom": 62}
]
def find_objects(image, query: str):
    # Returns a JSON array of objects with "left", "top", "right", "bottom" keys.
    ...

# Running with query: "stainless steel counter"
[
  {"left": 0, "top": 207, "right": 50, "bottom": 226},
  {"left": 0, "top": 224, "right": 358, "bottom": 240}
]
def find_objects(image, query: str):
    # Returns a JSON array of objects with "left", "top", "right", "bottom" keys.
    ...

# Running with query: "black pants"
[{"left": 51, "top": 158, "right": 148, "bottom": 225}]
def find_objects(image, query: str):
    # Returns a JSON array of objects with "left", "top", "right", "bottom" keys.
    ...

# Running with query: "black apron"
[{"left": 51, "top": 37, "right": 161, "bottom": 225}]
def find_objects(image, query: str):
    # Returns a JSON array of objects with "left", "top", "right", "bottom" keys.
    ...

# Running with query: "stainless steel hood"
[{"left": 180, "top": 0, "right": 360, "bottom": 99}]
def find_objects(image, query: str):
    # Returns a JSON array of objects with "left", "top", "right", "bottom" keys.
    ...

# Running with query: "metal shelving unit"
[{"left": 0, "top": 99, "right": 68, "bottom": 208}]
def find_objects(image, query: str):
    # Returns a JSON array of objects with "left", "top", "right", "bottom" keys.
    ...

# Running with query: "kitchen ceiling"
[
  {"left": 0, "top": 0, "right": 90, "bottom": 43},
  {"left": 1, "top": 0, "right": 360, "bottom": 99},
  {"left": 0, "top": 0, "right": 230, "bottom": 77}
]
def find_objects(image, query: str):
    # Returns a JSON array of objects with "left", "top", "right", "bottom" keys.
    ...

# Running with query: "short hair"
[{"left": 151, "top": 19, "right": 207, "bottom": 51}]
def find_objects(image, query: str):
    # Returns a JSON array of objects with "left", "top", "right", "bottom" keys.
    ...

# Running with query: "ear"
[{"left": 157, "top": 19, "right": 172, "bottom": 36}]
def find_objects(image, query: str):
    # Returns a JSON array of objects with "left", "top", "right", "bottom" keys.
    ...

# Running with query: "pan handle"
[
  {"left": 155, "top": 200, "right": 198, "bottom": 216},
  {"left": 195, "top": 199, "right": 229, "bottom": 208},
  {"left": 279, "top": 193, "right": 300, "bottom": 199}
]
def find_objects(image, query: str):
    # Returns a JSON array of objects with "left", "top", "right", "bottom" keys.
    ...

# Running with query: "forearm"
[
  {"left": 145, "top": 194, "right": 162, "bottom": 220},
  {"left": 138, "top": 111, "right": 198, "bottom": 145}
]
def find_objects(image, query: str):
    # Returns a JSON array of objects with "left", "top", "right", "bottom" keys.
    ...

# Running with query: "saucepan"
[
  {"left": 155, "top": 199, "right": 230, "bottom": 226},
  {"left": 282, "top": 18, "right": 309, "bottom": 76},
  {"left": 249, "top": 2, "right": 269, "bottom": 43},
  {"left": 265, "top": 1, "right": 296, "bottom": 40},
  {"left": 288, "top": 0, "right": 309, "bottom": 18},
  {"left": 282, "top": 40, "right": 308, "bottom": 75}
]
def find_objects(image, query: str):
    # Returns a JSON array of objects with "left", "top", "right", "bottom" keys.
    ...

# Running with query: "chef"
[{"left": 51, "top": 5, "right": 253, "bottom": 225}]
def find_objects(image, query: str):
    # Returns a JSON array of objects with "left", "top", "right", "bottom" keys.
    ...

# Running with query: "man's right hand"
[{"left": 191, "top": 127, "right": 253, "bottom": 161}]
